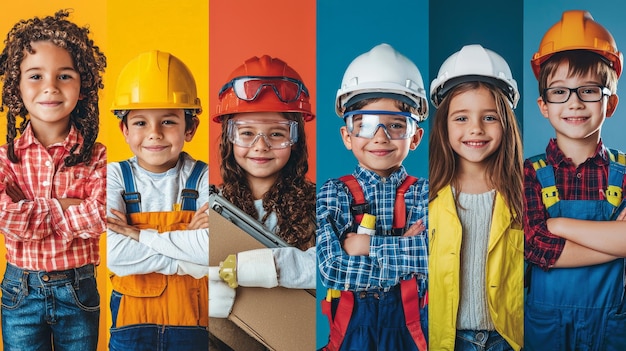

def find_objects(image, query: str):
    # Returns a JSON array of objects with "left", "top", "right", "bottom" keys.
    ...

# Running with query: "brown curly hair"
[
  {"left": 219, "top": 112, "right": 316, "bottom": 250},
  {"left": 0, "top": 9, "right": 106, "bottom": 166}
]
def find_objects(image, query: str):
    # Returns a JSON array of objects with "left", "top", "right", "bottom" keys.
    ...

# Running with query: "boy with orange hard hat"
[{"left": 524, "top": 10, "right": 626, "bottom": 350}]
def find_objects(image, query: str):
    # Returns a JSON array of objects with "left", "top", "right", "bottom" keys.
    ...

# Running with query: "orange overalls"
[{"left": 109, "top": 160, "right": 208, "bottom": 351}]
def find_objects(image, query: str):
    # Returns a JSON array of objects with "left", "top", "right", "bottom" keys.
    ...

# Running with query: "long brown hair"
[
  {"left": 219, "top": 112, "right": 316, "bottom": 250},
  {"left": 429, "top": 81, "right": 523, "bottom": 225},
  {"left": 0, "top": 9, "right": 106, "bottom": 166}
]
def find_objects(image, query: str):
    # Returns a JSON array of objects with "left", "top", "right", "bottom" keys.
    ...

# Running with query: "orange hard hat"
[
  {"left": 531, "top": 10, "right": 623, "bottom": 79},
  {"left": 212, "top": 55, "right": 314, "bottom": 122}
]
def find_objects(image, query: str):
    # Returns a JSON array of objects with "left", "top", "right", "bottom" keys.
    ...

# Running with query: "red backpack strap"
[
  {"left": 397, "top": 175, "right": 427, "bottom": 349},
  {"left": 401, "top": 278, "right": 428, "bottom": 351},
  {"left": 393, "top": 175, "right": 418, "bottom": 234},
  {"left": 322, "top": 290, "right": 355, "bottom": 351},
  {"left": 339, "top": 175, "right": 369, "bottom": 224}
]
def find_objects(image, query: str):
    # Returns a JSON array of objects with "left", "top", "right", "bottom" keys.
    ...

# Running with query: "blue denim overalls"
[
  {"left": 525, "top": 151, "right": 626, "bottom": 351},
  {"left": 319, "top": 175, "right": 428, "bottom": 351}
]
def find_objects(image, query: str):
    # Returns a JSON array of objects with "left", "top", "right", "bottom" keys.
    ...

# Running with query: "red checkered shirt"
[
  {"left": 0, "top": 124, "right": 106, "bottom": 271},
  {"left": 524, "top": 139, "right": 626, "bottom": 270}
]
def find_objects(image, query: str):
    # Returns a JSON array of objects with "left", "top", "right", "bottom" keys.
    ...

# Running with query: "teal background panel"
[
  {"left": 429, "top": 0, "right": 524, "bottom": 136},
  {"left": 523, "top": 0, "right": 626, "bottom": 158},
  {"left": 316, "top": 0, "right": 429, "bottom": 347}
]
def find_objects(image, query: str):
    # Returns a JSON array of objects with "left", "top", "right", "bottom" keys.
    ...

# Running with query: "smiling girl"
[
  {"left": 209, "top": 56, "right": 316, "bottom": 326},
  {"left": 0, "top": 10, "right": 106, "bottom": 350},
  {"left": 428, "top": 45, "right": 524, "bottom": 351}
]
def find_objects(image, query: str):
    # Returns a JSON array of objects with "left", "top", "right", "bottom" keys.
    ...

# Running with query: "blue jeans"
[
  {"left": 1, "top": 262, "right": 100, "bottom": 351},
  {"left": 338, "top": 285, "right": 424, "bottom": 351},
  {"left": 109, "top": 290, "right": 209, "bottom": 351},
  {"left": 455, "top": 330, "right": 513, "bottom": 351}
]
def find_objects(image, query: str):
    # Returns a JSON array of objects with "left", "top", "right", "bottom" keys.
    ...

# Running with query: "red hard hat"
[{"left": 212, "top": 55, "right": 314, "bottom": 122}]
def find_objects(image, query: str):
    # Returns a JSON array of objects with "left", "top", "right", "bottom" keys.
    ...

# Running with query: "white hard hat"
[
  {"left": 430, "top": 44, "right": 519, "bottom": 109},
  {"left": 335, "top": 43, "right": 428, "bottom": 121}
]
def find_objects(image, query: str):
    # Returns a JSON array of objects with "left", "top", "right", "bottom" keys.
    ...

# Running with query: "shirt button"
[
  {"left": 577, "top": 173, "right": 582, "bottom": 179},
  {"left": 45, "top": 161, "right": 52, "bottom": 167},
  {"left": 42, "top": 181, "right": 50, "bottom": 187}
]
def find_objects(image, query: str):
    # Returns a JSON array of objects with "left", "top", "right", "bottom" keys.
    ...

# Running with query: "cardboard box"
[
  {"left": 209, "top": 209, "right": 316, "bottom": 351},
  {"left": 209, "top": 318, "right": 267, "bottom": 351}
]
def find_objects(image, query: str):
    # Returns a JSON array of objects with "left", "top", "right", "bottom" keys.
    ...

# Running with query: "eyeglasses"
[
  {"left": 219, "top": 76, "right": 309, "bottom": 103},
  {"left": 543, "top": 85, "right": 612, "bottom": 104},
  {"left": 344, "top": 110, "right": 418, "bottom": 140},
  {"left": 227, "top": 119, "right": 298, "bottom": 149}
]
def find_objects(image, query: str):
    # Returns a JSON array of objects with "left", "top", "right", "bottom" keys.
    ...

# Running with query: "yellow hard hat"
[{"left": 111, "top": 50, "right": 202, "bottom": 118}]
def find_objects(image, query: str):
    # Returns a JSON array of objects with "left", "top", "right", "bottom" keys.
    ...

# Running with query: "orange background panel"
[
  {"left": 208, "top": 0, "right": 316, "bottom": 185},
  {"left": 0, "top": 2, "right": 108, "bottom": 350}
]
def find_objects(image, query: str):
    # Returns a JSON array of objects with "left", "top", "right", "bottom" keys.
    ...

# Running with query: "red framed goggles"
[{"left": 218, "top": 76, "right": 309, "bottom": 103}]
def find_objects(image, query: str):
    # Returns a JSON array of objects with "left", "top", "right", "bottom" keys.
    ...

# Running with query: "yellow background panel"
[
  {"left": 0, "top": 1, "right": 208, "bottom": 350},
  {"left": 0, "top": 2, "right": 108, "bottom": 350},
  {"left": 105, "top": 0, "right": 208, "bottom": 349},
  {"left": 104, "top": 0, "right": 209, "bottom": 162}
]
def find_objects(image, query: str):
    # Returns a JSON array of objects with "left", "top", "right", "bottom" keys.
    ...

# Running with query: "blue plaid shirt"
[{"left": 317, "top": 165, "right": 428, "bottom": 293}]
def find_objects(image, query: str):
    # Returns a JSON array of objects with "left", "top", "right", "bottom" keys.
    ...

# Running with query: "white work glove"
[
  {"left": 209, "top": 267, "right": 235, "bottom": 318},
  {"left": 219, "top": 248, "right": 279, "bottom": 288},
  {"left": 177, "top": 260, "right": 209, "bottom": 279}
]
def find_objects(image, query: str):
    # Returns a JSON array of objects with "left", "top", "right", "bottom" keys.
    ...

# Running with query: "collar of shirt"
[
  {"left": 546, "top": 138, "right": 608, "bottom": 169},
  {"left": 353, "top": 164, "right": 409, "bottom": 187},
  {"left": 129, "top": 151, "right": 190, "bottom": 177},
  {"left": 14, "top": 124, "right": 82, "bottom": 152}
]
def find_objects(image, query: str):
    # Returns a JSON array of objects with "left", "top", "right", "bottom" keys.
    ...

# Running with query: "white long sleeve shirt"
[
  {"left": 107, "top": 153, "right": 208, "bottom": 276},
  {"left": 253, "top": 199, "right": 316, "bottom": 289}
]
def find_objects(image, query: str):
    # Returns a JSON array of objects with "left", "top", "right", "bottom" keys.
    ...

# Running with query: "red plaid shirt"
[
  {"left": 524, "top": 139, "right": 626, "bottom": 270},
  {"left": 0, "top": 125, "right": 106, "bottom": 271}
]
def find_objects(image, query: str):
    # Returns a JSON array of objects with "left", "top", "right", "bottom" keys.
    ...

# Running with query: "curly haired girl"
[
  {"left": 0, "top": 9, "right": 106, "bottom": 351},
  {"left": 219, "top": 108, "right": 315, "bottom": 250},
  {"left": 209, "top": 55, "right": 316, "bottom": 323}
]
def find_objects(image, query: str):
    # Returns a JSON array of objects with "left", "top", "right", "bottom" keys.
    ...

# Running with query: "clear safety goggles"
[
  {"left": 227, "top": 119, "right": 298, "bottom": 149},
  {"left": 344, "top": 110, "right": 418, "bottom": 140},
  {"left": 219, "top": 76, "right": 309, "bottom": 103}
]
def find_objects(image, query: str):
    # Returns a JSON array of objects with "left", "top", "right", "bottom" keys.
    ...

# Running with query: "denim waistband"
[
  {"left": 355, "top": 284, "right": 401, "bottom": 300},
  {"left": 4, "top": 262, "right": 95, "bottom": 287}
]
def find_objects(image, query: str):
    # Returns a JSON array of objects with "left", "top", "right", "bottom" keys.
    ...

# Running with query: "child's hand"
[
  {"left": 6, "top": 182, "right": 27, "bottom": 202},
  {"left": 57, "top": 198, "right": 83, "bottom": 211},
  {"left": 209, "top": 266, "right": 236, "bottom": 318},
  {"left": 404, "top": 219, "right": 425, "bottom": 237},
  {"left": 342, "top": 233, "right": 370, "bottom": 256},
  {"left": 187, "top": 202, "right": 209, "bottom": 230},
  {"left": 617, "top": 206, "right": 626, "bottom": 221},
  {"left": 107, "top": 208, "right": 140, "bottom": 240}
]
